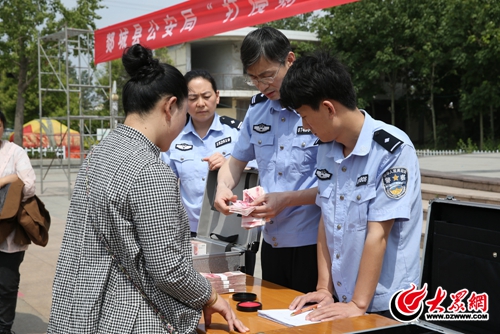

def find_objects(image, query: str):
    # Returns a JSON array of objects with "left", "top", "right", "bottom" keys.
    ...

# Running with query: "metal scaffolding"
[{"left": 37, "top": 27, "right": 120, "bottom": 197}]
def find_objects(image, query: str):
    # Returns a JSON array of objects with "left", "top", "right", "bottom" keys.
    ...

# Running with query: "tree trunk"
[
  {"left": 490, "top": 104, "right": 494, "bottom": 141},
  {"left": 430, "top": 63, "right": 437, "bottom": 149},
  {"left": 479, "top": 109, "right": 483, "bottom": 151},
  {"left": 406, "top": 88, "right": 411, "bottom": 135},
  {"left": 13, "top": 55, "right": 34, "bottom": 147},
  {"left": 390, "top": 89, "right": 396, "bottom": 126}
]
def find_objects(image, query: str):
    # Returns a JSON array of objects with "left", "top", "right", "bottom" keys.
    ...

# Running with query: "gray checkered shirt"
[{"left": 48, "top": 124, "right": 211, "bottom": 334}]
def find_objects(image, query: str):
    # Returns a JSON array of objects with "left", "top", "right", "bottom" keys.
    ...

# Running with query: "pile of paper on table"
[{"left": 201, "top": 271, "right": 247, "bottom": 294}]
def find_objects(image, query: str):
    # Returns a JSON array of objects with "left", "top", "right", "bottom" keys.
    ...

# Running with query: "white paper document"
[{"left": 257, "top": 309, "right": 319, "bottom": 327}]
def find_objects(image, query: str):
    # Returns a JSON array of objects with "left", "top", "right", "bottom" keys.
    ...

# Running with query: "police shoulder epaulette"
[
  {"left": 373, "top": 129, "right": 403, "bottom": 154},
  {"left": 250, "top": 93, "right": 268, "bottom": 106},
  {"left": 219, "top": 116, "right": 242, "bottom": 130}
]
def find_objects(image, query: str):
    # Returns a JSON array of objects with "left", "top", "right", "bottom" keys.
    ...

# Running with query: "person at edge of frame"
[
  {"left": 161, "top": 69, "right": 255, "bottom": 237},
  {"left": 47, "top": 44, "right": 248, "bottom": 334},
  {"left": 0, "top": 110, "right": 37, "bottom": 334},
  {"left": 214, "top": 26, "right": 321, "bottom": 294},
  {"left": 280, "top": 50, "right": 423, "bottom": 320}
]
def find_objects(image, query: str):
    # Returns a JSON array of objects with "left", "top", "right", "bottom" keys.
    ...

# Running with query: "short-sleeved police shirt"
[
  {"left": 231, "top": 95, "right": 321, "bottom": 248},
  {"left": 315, "top": 110, "right": 422, "bottom": 311}
]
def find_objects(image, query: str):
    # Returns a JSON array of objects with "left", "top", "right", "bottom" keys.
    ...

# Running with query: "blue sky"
[{"left": 61, "top": 0, "right": 186, "bottom": 29}]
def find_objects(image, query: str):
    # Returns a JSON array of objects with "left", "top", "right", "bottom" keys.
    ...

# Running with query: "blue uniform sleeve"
[
  {"left": 368, "top": 145, "right": 421, "bottom": 222},
  {"left": 230, "top": 112, "right": 256, "bottom": 163}
]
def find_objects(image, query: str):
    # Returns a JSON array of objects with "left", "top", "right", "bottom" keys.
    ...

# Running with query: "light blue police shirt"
[
  {"left": 231, "top": 94, "right": 321, "bottom": 248},
  {"left": 315, "top": 110, "right": 422, "bottom": 312},
  {"left": 161, "top": 114, "right": 243, "bottom": 233}
]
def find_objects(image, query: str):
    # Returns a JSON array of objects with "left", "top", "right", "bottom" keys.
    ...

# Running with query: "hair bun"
[{"left": 122, "top": 44, "right": 160, "bottom": 79}]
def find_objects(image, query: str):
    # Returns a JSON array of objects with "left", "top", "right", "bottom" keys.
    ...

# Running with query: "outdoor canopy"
[
  {"left": 94, "top": 0, "right": 357, "bottom": 64},
  {"left": 9, "top": 118, "right": 80, "bottom": 150}
]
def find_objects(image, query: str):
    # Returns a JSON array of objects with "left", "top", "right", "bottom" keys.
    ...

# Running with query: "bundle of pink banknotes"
[{"left": 228, "top": 185, "right": 266, "bottom": 228}]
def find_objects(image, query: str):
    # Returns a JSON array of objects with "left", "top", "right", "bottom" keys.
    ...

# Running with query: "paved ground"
[{"left": 11, "top": 153, "right": 500, "bottom": 334}]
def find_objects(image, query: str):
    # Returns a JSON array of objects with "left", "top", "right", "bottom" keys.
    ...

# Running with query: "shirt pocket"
[
  {"left": 316, "top": 182, "right": 335, "bottom": 216},
  {"left": 291, "top": 136, "right": 318, "bottom": 172},
  {"left": 250, "top": 135, "right": 274, "bottom": 168},
  {"left": 169, "top": 150, "right": 196, "bottom": 179},
  {"left": 346, "top": 184, "right": 376, "bottom": 231}
]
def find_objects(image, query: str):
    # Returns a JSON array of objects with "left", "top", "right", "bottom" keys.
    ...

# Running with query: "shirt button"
[
  {"left": 281, "top": 117, "right": 285, "bottom": 122},
  {"left": 180, "top": 157, "right": 184, "bottom": 161},
  {"left": 342, "top": 295, "right": 347, "bottom": 302},
  {"left": 342, "top": 166, "right": 347, "bottom": 172},
  {"left": 337, "top": 224, "right": 341, "bottom": 230},
  {"left": 202, "top": 178, "right": 205, "bottom": 181},
  {"left": 269, "top": 220, "right": 274, "bottom": 224},
  {"left": 280, "top": 145, "right": 284, "bottom": 150},
  {"left": 301, "top": 142, "right": 306, "bottom": 147},
  {"left": 357, "top": 195, "right": 361, "bottom": 200},
  {"left": 222, "top": 151, "right": 226, "bottom": 155},
  {"left": 272, "top": 237, "right": 276, "bottom": 241},
  {"left": 258, "top": 140, "right": 262, "bottom": 144},
  {"left": 274, "top": 242, "right": 278, "bottom": 247},
  {"left": 336, "top": 253, "right": 340, "bottom": 259},
  {"left": 340, "top": 195, "right": 344, "bottom": 200},
  {"left": 337, "top": 281, "right": 342, "bottom": 287},
  {"left": 278, "top": 172, "right": 283, "bottom": 176}
]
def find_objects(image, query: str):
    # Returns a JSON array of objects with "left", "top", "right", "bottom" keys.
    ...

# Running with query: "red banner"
[{"left": 94, "top": 0, "right": 357, "bottom": 64}]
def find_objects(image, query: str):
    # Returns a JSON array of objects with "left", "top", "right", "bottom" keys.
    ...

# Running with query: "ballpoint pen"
[{"left": 290, "top": 304, "right": 318, "bottom": 316}]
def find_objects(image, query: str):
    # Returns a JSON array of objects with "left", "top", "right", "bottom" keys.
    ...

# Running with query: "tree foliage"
[
  {"left": 311, "top": 0, "right": 500, "bottom": 149},
  {"left": 0, "top": 0, "right": 103, "bottom": 146}
]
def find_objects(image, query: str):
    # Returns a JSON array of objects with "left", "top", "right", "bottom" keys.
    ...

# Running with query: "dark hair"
[
  {"left": 184, "top": 69, "right": 218, "bottom": 92},
  {"left": 280, "top": 51, "right": 357, "bottom": 111},
  {"left": 121, "top": 44, "right": 188, "bottom": 116},
  {"left": 0, "top": 110, "right": 6, "bottom": 128},
  {"left": 240, "top": 26, "right": 292, "bottom": 72}
]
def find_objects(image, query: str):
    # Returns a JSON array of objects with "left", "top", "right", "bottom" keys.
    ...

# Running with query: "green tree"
[
  {"left": 446, "top": 0, "right": 500, "bottom": 150},
  {"left": 0, "top": 0, "right": 103, "bottom": 146},
  {"left": 259, "top": 14, "right": 318, "bottom": 57},
  {"left": 315, "top": 0, "right": 416, "bottom": 126}
]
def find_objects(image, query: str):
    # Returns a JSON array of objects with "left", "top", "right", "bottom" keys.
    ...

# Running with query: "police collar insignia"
[
  {"left": 356, "top": 174, "right": 369, "bottom": 186},
  {"left": 297, "top": 126, "right": 312, "bottom": 135},
  {"left": 382, "top": 168, "right": 408, "bottom": 199},
  {"left": 215, "top": 137, "right": 231, "bottom": 148},
  {"left": 314, "top": 138, "right": 325, "bottom": 145},
  {"left": 175, "top": 143, "right": 193, "bottom": 151},
  {"left": 316, "top": 169, "right": 332, "bottom": 180},
  {"left": 253, "top": 123, "right": 271, "bottom": 133}
]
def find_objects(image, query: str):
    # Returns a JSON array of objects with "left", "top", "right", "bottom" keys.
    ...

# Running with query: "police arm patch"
[{"left": 382, "top": 167, "right": 408, "bottom": 199}]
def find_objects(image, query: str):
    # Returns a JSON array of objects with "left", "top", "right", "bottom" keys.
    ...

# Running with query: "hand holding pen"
[{"left": 290, "top": 304, "right": 318, "bottom": 316}]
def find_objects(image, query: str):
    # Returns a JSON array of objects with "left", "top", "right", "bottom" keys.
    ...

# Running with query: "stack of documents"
[
  {"left": 200, "top": 271, "right": 247, "bottom": 294},
  {"left": 257, "top": 309, "right": 319, "bottom": 327}
]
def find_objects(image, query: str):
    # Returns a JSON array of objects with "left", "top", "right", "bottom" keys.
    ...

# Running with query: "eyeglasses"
[{"left": 245, "top": 63, "right": 282, "bottom": 87}]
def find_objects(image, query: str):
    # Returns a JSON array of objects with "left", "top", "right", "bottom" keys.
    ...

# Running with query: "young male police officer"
[
  {"left": 214, "top": 27, "right": 320, "bottom": 294},
  {"left": 281, "top": 52, "right": 422, "bottom": 319}
]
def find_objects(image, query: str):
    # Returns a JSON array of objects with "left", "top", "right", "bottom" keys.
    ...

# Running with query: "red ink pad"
[
  {"left": 232, "top": 292, "right": 257, "bottom": 302},
  {"left": 237, "top": 301, "right": 262, "bottom": 312}
]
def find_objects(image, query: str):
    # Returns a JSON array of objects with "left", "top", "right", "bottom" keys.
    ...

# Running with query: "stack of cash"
[
  {"left": 228, "top": 186, "right": 267, "bottom": 228},
  {"left": 201, "top": 271, "right": 247, "bottom": 294},
  {"left": 190, "top": 240, "right": 207, "bottom": 256}
]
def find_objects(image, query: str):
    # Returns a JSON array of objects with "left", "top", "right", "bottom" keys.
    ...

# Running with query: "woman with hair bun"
[{"left": 47, "top": 44, "right": 248, "bottom": 334}]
